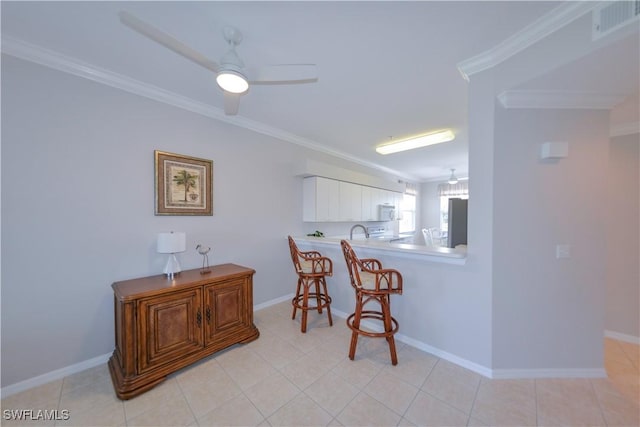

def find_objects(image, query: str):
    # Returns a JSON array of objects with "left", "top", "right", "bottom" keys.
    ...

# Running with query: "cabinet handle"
[
  {"left": 206, "top": 307, "right": 211, "bottom": 324},
  {"left": 196, "top": 309, "right": 202, "bottom": 327}
]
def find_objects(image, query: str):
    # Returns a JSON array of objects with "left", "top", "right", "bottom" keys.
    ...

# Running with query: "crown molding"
[
  {"left": 1, "top": 36, "right": 417, "bottom": 182},
  {"left": 610, "top": 121, "right": 640, "bottom": 137},
  {"left": 497, "top": 90, "right": 626, "bottom": 110},
  {"left": 457, "top": 1, "right": 600, "bottom": 81}
]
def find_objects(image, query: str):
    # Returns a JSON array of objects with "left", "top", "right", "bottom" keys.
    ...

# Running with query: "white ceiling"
[{"left": 2, "top": 1, "right": 637, "bottom": 182}]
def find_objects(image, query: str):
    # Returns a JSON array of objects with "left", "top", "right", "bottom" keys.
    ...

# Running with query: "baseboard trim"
[
  {"left": 605, "top": 330, "right": 640, "bottom": 344},
  {"left": 254, "top": 293, "right": 294, "bottom": 311},
  {"left": 491, "top": 368, "right": 607, "bottom": 379},
  {"left": 330, "top": 307, "right": 607, "bottom": 380},
  {"left": 330, "top": 308, "right": 493, "bottom": 378},
  {"left": 1, "top": 352, "right": 111, "bottom": 399}
]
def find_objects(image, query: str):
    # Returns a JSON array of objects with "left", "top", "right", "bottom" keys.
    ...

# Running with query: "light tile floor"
[{"left": 2, "top": 301, "right": 639, "bottom": 426}]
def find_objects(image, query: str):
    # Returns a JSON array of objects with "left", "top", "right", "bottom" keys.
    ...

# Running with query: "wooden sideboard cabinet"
[{"left": 108, "top": 264, "right": 259, "bottom": 399}]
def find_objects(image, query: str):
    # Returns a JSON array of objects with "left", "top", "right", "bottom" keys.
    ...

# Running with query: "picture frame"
[{"left": 155, "top": 150, "right": 213, "bottom": 216}]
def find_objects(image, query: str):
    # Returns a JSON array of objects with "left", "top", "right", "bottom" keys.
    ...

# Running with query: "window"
[{"left": 399, "top": 184, "right": 417, "bottom": 233}]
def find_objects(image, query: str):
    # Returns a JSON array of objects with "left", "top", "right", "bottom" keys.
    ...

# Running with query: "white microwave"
[{"left": 378, "top": 204, "right": 396, "bottom": 221}]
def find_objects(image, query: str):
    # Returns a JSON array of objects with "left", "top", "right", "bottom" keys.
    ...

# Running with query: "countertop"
[{"left": 294, "top": 235, "right": 467, "bottom": 264}]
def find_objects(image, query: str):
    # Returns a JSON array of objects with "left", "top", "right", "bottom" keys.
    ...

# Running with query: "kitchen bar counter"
[
  {"left": 294, "top": 235, "right": 466, "bottom": 265},
  {"left": 291, "top": 234, "right": 485, "bottom": 377}
]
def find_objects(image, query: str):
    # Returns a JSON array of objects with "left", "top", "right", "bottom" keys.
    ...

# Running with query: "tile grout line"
[
  {"left": 173, "top": 372, "right": 199, "bottom": 426},
  {"left": 213, "top": 349, "right": 269, "bottom": 425},
  {"left": 620, "top": 340, "right": 640, "bottom": 371},
  {"left": 465, "top": 372, "right": 482, "bottom": 426},
  {"left": 588, "top": 377, "right": 609, "bottom": 426},
  {"left": 534, "top": 378, "right": 539, "bottom": 427},
  {"left": 54, "top": 378, "right": 64, "bottom": 427},
  {"left": 243, "top": 338, "right": 342, "bottom": 425}
]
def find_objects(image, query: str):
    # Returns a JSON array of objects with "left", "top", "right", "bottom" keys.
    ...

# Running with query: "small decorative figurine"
[{"left": 196, "top": 244, "right": 211, "bottom": 274}]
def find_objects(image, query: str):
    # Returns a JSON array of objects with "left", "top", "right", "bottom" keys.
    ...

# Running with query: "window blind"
[{"left": 437, "top": 181, "right": 468, "bottom": 197}]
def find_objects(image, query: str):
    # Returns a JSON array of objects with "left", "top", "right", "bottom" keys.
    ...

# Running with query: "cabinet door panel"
[
  {"left": 361, "top": 186, "right": 376, "bottom": 221},
  {"left": 303, "top": 176, "right": 340, "bottom": 222},
  {"left": 339, "top": 181, "right": 362, "bottom": 221},
  {"left": 137, "top": 289, "right": 203, "bottom": 373},
  {"left": 317, "top": 177, "right": 340, "bottom": 221},
  {"left": 204, "top": 278, "right": 250, "bottom": 346}
]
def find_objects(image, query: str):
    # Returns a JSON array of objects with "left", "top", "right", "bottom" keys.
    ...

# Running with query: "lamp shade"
[{"left": 157, "top": 232, "right": 186, "bottom": 254}]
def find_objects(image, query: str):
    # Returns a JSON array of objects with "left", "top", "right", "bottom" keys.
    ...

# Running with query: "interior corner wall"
[
  {"left": 457, "top": 71, "right": 497, "bottom": 370},
  {"left": 491, "top": 106, "right": 609, "bottom": 370},
  {"left": 606, "top": 132, "right": 640, "bottom": 340}
]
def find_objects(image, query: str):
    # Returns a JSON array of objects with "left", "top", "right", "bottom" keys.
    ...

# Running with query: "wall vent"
[{"left": 593, "top": 0, "right": 640, "bottom": 40}]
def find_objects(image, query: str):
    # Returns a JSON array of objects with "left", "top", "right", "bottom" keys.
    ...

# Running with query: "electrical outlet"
[{"left": 556, "top": 244, "right": 571, "bottom": 259}]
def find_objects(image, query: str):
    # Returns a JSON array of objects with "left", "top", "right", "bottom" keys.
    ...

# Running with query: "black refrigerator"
[{"left": 447, "top": 198, "right": 468, "bottom": 248}]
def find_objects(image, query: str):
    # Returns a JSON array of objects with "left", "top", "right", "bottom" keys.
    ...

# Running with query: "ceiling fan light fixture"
[
  {"left": 448, "top": 168, "right": 459, "bottom": 185},
  {"left": 216, "top": 69, "right": 249, "bottom": 94},
  {"left": 376, "top": 129, "right": 455, "bottom": 155}
]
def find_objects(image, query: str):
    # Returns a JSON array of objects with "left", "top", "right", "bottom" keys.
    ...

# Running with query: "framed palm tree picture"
[{"left": 155, "top": 150, "right": 213, "bottom": 215}]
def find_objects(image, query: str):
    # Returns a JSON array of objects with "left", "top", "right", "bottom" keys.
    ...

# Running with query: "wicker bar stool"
[
  {"left": 288, "top": 236, "right": 333, "bottom": 333},
  {"left": 340, "top": 239, "right": 403, "bottom": 365}
]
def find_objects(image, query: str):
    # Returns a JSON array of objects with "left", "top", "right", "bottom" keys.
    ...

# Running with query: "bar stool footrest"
[
  {"left": 292, "top": 293, "right": 332, "bottom": 312},
  {"left": 346, "top": 310, "right": 399, "bottom": 338}
]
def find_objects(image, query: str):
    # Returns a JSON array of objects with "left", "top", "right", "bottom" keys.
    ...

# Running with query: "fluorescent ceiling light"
[{"left": 376, "top": 129, "right": 455, "bottom": 155}]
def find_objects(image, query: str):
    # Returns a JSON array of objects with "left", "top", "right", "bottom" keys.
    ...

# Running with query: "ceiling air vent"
[{"left": 593, "top": 0, "right": 640, "bottom": 40}]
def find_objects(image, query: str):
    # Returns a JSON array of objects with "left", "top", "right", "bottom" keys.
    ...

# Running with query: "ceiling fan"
[{"left": 118, "top": 11, "right": 318, "bottom": 115}]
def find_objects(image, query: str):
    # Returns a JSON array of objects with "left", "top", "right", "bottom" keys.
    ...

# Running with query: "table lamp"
[{"left": 157, "top": 231, "right": 186, "bottom": 278}]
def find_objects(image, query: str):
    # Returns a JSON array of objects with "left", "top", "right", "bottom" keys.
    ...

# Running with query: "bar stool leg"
[
  {"left": 349, "top": 292, "right": 363, "bottom": 360},
  {"left": 301, "top": 279, "right": 310, "bottom": 333},
  {"left": 292, "top": 278, "right": 302, "bottom": 320},
  {"left": 382, "top": 296, "right": 398, "bottom": 365},
  {"left": 314, "top": 278, "right": 323, "bottom": 314},
  {"left": 321, "top": 277, "right": 333, "bottom": 326}
]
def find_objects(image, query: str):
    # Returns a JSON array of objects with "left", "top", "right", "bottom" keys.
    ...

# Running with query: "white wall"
[
  {"left": 491, "top": 106, "right": 609, "bottom": 371},
  {"left": 419, "top": 181, "right": 441, "bottom": 239},
  {"left": 462, "top": 70, "right": 498, "bottom": 370},
  {"left": 606, "top": 133, "right": 640, "bottom": 340},
  {"left": 0, "top": 56, "right": 398, "bottom": 387}
]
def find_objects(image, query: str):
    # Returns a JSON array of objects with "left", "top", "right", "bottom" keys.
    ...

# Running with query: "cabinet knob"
[
  {"left": 206, "top": 307, "right": 211, "bottom": 324},
  {"left": 196, "top": 309, "right": 202, "bottom": 327}
]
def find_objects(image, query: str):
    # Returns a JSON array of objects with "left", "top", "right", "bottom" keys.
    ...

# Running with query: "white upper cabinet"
[
  {"left": 303, "top": 176, "right": 401, "bottom": 222},
  {"left": 378, "top": 189, "right": 396, "bottom": 207},
  {"left": 339, "top": 181, "right": 362, "bottom": 222},
  {"left": 361, "top": 186, "right": 377, "bottom": 221},
  {"left": 303, "top": 176, "right": 339, "bottom": 222}
]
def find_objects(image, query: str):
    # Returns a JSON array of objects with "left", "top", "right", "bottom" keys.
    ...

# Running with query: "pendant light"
[
  {"left": 216, "top": 31, "right": 249, "bottom": 94},
  {"left": 448, "top": 169, "right": 459, "bottom": 185}
]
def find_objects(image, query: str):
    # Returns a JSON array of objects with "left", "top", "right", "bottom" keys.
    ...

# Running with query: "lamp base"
[{"left": 163, "top": 254, "right": 182, "bottom": 278}]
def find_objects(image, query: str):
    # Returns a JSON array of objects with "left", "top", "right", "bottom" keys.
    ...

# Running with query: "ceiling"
[{"left": 2, "top": 1, "right": 637, "bottom": 182}]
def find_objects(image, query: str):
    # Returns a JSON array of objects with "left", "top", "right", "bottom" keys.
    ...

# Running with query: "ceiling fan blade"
[
  {"left": 247, "top": 64, "right": 318, "bottom": 85},
  {"left": 118, "top": 11, "right": 219, "bottom": 73},
  {"left": 223, "top": 92, "right": 242, "bottom": 115}
]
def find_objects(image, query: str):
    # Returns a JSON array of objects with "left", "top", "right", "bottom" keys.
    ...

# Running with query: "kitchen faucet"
[{"left": 349, "top": 224, "right": 369, "bottom": 240}]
